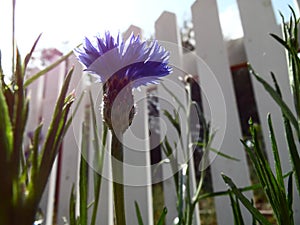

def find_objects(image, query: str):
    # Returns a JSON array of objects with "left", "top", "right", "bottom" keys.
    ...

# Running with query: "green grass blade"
[
  {"left": 28, "top": 123, "right": 43, "bottom": 194},
  {"left": 1, "top": 77, "right": 14, "bottom": 121},
  {"left": 0, "top": 84, "right": 13, "bottom": 222},
  {"left": 23, "top": 33, "right": 42, "bottom": 72},
  {"left": 194, "top": 142, "right": 240, "bottom": 161},
  {"left": 250, "top": 68, "right": 300, "bottom": 138},
  {"left": 24, "top": 49, "right": 73, "bottom": 88},
  {"left": 161, "top": 82, "right": 186, "bottom": 113},
  {"left": 250, "top": 199, "right": 257, "bottom": 225},
  {"left": 0, "top": 86, "right": 13, "bottom": 157},
  {"left": 163, "top": 109, "right": 181, "bottom": 138},
  {"left": 156, "top": 207, "right": 167, "bottom": 225},
  {"left": 12, "top": 48, "right": 25, "bottom": 179},
  {"left": 79, "top": 122, "right": 89, "bottom": 225},
  {"left": 267, "top": 114, "right": 285, "bottom": 189},
  {"left": 222, "top": 174, "right": 272, "bottom": 225},
  {"left": 69, "top": 185, "right": 77, "bottom": 225},
  {"left": 229, "top": 192, "right": 245, "bottom": 225},
  {"left": 270, "top": 33, "right": 292, "bottom": 52},
  {"left": 191, "top": 101, "right": 210, "bottom": 145},
  {"left": 89, "top": 91, "right": 108, "bottom": 225},
  {"left": 249, "top": 124, "right": 282, "bottom": 220},
  {"left": 244, "top": 120, "right": 292, "bottom": 224},
  {"left": 287, "top": 173, "right": 294, "bottom": 225},
  {"left": 161, "top": 136, "right": 173, "bottom": 157},
  {"left": 161, "top": 137, "right": 179, "bottom": 194},
  {"left": 63, "top": 90, "right": 84, "bottom": 138},
  {"left": 20, "top": 98, "right": 29, "bottom": 172},
  {"left": 284, "top": 117, "right": 300, "bottom": 194},
  {"left": 134, "top": 201, "right": 145, "bottom": 225},
  {"left": 39, "top": 66, "right": 74, "bottom": 163},
  {"left": 176, "top": 167, "right": 184, "bottom": 224},
  {"left": 270, "top": 67, "right": 300, "bottom": 192},
  {"left": 198, "top": 183, "right": 262, "bottom": 200},
  {"left": 34, "top": 67, "right": 74, "bottom": 203}
]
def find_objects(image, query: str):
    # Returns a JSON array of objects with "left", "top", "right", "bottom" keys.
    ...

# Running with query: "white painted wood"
[
  {"left": 236, "top": 0, "right": 300, "bottom": 221},
  {"left": 296, "top": 0, "right": 300, "bottom": 12},
  {"left": 56, "top": 54, "right": 86, "bottom": 224},
  {"left": 38, "top": 53, "right": 65, "bottom": 225},
  {"left": 25, "top": 67, "right": 44, "bottom": 148},
  {"left": 191, "top": 1, "right": 252, "bottom": 224},
  {"left": 182, "top": 51, "right": 198, "bottom": 76},
  {"left": 123, "top": 87, "right": 153, "bottom": 225},
  {"left": 226, "top": 38, "right": 247, "bottom": 66},
  {"left": 122, "top": 25, "right": 153, "bottom": 225},
  {"left": 88, "top": 80, "right": 114, "bottom": 225},
  {"left": 123, "top": 25, "right": 144, "bottom": 40},
  {"left": 236, "top": 0, "right": 294, "bottom": 171},
  {"left": 46, "top": 158, "right": 58, "bottom": 225},
  {"left": 155, "top": 11, "right": 201, "bottom": 225}
]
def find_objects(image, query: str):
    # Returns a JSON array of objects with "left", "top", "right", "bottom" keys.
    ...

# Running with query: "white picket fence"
[{"left": 26, "top": 0, "right": 300, "bottom": 224}]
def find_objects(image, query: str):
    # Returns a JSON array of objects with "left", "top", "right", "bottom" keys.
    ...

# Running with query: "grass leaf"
[
  {"left": 267, "top": 114, "right": 285, "bottom": 189},
  {"left": 134, "top": 201, "right": 145, "bottom": 225},
  {"left": 0, "top": 86, "right": 13, "bottom": 157},
  {"left": 222, "top": 174, "right": 272, "bottom": 225},
  {"left": 229, "top": 192, "right": 245, "bottom": 225},
  {"left": 156, "top": 207, "right": 167, "bottom": 225},
  {"left": 24, "top": 49, "right": 73, "bottom": 88},
  {"left": 28, "top": 123, "right": 43, "bottom": 194},
  {"left": 79, "top": 121, "right": 89, "bottom": 225},
  {"left": 194, "top": 142, "right": 240, "bottom": 161},
  {"left": 284, "top": 117, "right": 300, "bottom": 194},
  {"left": 23, "top": 33, "right": 42, "bottom": 72},
  {"left": 89, "top": 91, "right": 108, "bottom": 225},
  {"left": 12, "top": 48, "right": 26, "bottom": 180},
  {"left": 163, "top": 109, "right": 181, "bottom": 138},
  {"left": 270, "top": 33, "right": 292, "bottom": 51},
  {"left": 198, "top": 183, "right": 261, "bottom": 200},
  {"left": 69, "top": 185, "right": 77, "bottom": 225},
  {"left": 287, "top": 172, "right": 294, "bottom": 225},
  {"left": 0, "top": 85, "right": 13, "bottom": 220},
  {"left": 34, "top": 67, "right": 74, "bottom": 203},
  {"left": 161, "top": 82, "right": 186, "bottom": 113},
  {"left": 250, "top": 68, "right": 300, "bottom": 139}
]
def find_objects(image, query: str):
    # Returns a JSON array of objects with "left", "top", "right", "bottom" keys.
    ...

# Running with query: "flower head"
[
  {"left": 75, "top": 31, "right": 171, "bottom": 86},
  {"left": 75, "top": 31, "right": 172, "bottom": 133}
]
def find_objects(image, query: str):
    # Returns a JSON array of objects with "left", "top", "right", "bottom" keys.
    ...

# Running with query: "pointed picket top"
[{"left": 123, "top": 25, "right": 143, "bottom": 40}]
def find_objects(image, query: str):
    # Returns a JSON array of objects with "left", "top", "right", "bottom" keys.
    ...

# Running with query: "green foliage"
[
  {"left": 79, "top": 122, "right": 89, "bottom": 225},
  {"left": 228, "top": 192, "right": 245, "bottom": 225},
  {"left": 69, "top": 92, "right": 108, "bottom": 225},
  {"left": 222, "top": 174, "right": 273, "bottom": 225},
  {"left": 223, "top": 7, "right": 300, "bottom": 225},
  {"left": 158, "top": 77, "right": 240, "bottom": 225},
  {"left": 0, "top": 34, "right": 75, "bottom": 225},
  {"left": 134, "top": 201, "right": 167, "bottom": 225},
  {"left": 134, "top": 201, "right": 145, "bottom": 225}
]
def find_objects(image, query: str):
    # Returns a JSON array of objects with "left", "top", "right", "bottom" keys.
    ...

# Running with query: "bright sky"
[{"left": 0, "top": 0, "right": 299, "bottom": 74}]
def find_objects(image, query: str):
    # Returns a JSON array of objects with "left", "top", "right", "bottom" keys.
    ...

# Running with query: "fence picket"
[
  {"left": 155, "top": 11, "right": 201, "bottom": 225},
  {"left": 38, "top": 52, "right": 65, "bottom": 225},
  {"left": 237, "top": 0, "right": 300, "bottom": 221},
  {"left": 191, "top": 1, "right": 252, "bottom": 224}
]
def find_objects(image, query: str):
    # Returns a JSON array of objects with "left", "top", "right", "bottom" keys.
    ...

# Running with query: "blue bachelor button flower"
[
  {"left": 74, "top": 31, "right": 172, "bottom": 87},
  {"left": 74, "top": 31, "right": 172, "bottom": 133}
]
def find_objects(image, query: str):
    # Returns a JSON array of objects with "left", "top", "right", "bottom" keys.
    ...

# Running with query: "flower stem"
[{"left": 111, "top": 132, "right": 126, "bottom": 225}]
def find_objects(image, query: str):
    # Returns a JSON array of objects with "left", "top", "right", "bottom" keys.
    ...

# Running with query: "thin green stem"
[{"left": 111, "top": 132, "right": 126, "bottom": 225}]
